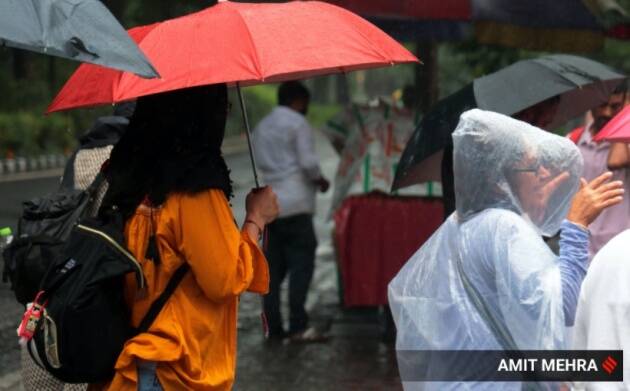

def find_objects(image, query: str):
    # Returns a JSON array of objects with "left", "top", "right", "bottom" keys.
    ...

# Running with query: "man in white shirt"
[
  {"left": 253, "top": 81, "right": 329, "bottom": 342},
  {"left": 572, "top": 229, "right": 630, "bottom": 390}
]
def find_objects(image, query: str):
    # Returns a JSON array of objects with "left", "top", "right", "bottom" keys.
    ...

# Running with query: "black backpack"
[
  {"left": 25, "top": 214, "right": 189, "bottom": 383},
  {"left": 2, "top": 174, "right": 105, "bottom": 305}
]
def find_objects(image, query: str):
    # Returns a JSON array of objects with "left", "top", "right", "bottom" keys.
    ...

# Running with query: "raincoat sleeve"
[
  {"left": 489, "top": 211, "right": 565, "bottom": 349},
  {"left": 557, "top": 220, "right": 589, "bottom": 326},
  {"left": 294, "top": 120, "right": 322, "bottom": 181},
  {"left": 173, "top": 189, "right": 269, "bottom": 302}
]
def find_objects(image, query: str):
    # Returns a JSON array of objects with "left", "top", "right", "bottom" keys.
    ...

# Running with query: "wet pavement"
[
  {"left": 234, "top": 286, "right": 402, "bottom": 391},
  {"left": 0, "top": 132, "right": 403, "bottom": 390}
]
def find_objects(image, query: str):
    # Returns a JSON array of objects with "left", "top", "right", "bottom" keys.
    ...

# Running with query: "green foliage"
[
  {"left": 0, "top": 77, "right": 50, "bottom": 113},
  {"left": 122, "top": 0, "right": 217, "bottom": 26},
  {"left": 592, "top": 39, "right": 630, "bottom": 73},
  {"left": 437, "top": 41, "right": 543, "bottom": 98},
  {"left": 0, "top": 111, "right": 74, "bottom": 157},
  {"left": 308, "top": 103, "right": 342, "bottom": 128},
  {"left": 225, "top": 85, "right": 276, "bottom": 136}
]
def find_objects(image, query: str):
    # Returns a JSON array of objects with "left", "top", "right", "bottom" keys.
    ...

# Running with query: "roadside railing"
[{"left": 0, "top": 154, "right": 67, "bottom": 176}]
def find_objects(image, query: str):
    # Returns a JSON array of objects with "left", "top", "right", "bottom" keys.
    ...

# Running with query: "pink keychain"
[{"left": 17, "top": 291, "right": 46, "bottom": 346}]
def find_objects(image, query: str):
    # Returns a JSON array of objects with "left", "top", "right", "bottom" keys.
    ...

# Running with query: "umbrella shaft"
[{"left": 237, "top": 84, "right": 261, "bottom": 189}]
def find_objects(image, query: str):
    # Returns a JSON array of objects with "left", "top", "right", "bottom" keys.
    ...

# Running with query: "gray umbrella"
[
  {"left": 392, "top": 54, "right": 626, "bottom": 217},
  {"left": 0, "top": 0, "right": 159, "bottom": 78}
]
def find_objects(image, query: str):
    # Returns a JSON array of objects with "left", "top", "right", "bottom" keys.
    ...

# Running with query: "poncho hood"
[{"left": 453, "top": 109, "right": 583, "bottom": 236}]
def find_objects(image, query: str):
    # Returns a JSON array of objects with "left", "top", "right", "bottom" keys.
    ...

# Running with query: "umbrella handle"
[
  {"left": 236, "top": 83, "right": 269, "bottom": 253},
  {"left": 236, "top": 83, "right": 261, "bottom": 189}
]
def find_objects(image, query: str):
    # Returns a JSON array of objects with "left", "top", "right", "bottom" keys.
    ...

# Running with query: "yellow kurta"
[{"left": 106, "top": 189, "right": 268, "bottom": 391}]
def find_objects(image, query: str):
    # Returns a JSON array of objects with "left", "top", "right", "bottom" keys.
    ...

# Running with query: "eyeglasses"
[{"left": 511, "top": 162, "right": 542, "bottom": 177}]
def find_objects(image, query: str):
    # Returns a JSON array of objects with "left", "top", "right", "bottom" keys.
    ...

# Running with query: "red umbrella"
[
  {"left": 593, "top": 104, "right": 630, "bottom": 143},
  {"left": 47, "top": 0, "right": 418, "bottom": 187},
  {"left": 47, "top": 0, "right": 417, "bottom": 112}
]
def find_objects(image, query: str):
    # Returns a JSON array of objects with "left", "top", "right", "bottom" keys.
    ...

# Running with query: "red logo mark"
[{"left": 602, "top": 356, "right": 618, "bottom": 375}]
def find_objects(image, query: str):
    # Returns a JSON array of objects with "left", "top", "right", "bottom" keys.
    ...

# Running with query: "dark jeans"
[
  {"left": 137, "top": 360, "right": 162, "bottom": 391},
  {"left": 263, "top": 213, "right": 317, "bottom": 335}
]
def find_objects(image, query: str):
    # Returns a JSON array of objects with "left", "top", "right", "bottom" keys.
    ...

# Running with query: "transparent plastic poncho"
[{"left": 388, "top": 109, "right": 583, "bottom": 390}]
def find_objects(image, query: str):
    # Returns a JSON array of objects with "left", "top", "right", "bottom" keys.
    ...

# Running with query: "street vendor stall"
[
  {"left": 334, "top": 193, "right": 443, "bottom": 306},
  {"left": 326, "top": 100, "right": 443, "bottom": 306}
]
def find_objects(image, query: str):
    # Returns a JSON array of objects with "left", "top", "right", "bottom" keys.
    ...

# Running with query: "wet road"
[{"left": 0, "top": 171, "right": 62, "bottom": 230}]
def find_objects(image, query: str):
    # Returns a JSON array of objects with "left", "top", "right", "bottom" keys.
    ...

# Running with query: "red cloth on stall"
[{"left": 333, "top": 193, "right": 443, "bottom": 306}]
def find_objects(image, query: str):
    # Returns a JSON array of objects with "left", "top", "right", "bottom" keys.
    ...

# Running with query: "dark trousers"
[{"left": 263, "top": 213, "right": 317, "bottom": 335}]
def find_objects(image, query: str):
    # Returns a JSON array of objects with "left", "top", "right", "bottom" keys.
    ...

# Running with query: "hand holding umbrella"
[{"left": 243, "top": 186, "right": 279, "bottom": 240}]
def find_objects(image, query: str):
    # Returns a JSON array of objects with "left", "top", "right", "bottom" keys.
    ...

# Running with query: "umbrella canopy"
[
  {"left": 326, "top": 0, "right": 471, "bottom": 20},
  {"left": 472, "top": 0, "right": 605, "bottom": 51},
  {"left": 47, "top": 0, "right": 418, "bottom": 113},
  {"left": 593, "top": 104, "right": 630, "bottom": 143},
  {"left": 0, "top": 0, "right": 158, "bottom": 78},
  {"left": 328, "top": 0, "right": 630, "bottom": 50},
  {"left": 392, "top": 54, "right": 626, "bottom": 191}
]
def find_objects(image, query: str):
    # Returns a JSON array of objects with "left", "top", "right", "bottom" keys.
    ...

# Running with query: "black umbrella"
[
  {"left": 392, "top": 54, "right": 626, "bottom": 216},
  {"left": 0, "top": 0, "right": 158, "bottom": 78}
]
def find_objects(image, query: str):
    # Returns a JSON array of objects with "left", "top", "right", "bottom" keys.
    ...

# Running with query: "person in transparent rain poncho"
[{"left": 388, "top": 109, "right": 624, "bottom": 390}]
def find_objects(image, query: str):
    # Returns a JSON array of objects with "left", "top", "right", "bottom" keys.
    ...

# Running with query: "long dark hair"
[{"left": 100, "top": 84, "right": 233, "bottom": 221}]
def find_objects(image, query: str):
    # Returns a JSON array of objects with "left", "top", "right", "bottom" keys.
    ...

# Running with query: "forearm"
[
  {"left": 242, "top": 213, "right": 264, "bottom": 245},
  {"left": 180, "top": 190, "right": 267, "bottom": 301},
  {"left": 558, "top": 220, "right": 589, "bottom": 326}
]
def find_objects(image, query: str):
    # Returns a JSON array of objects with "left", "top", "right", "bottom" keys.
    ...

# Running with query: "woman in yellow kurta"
[{"left": 97, "top": 84, "right": 279, "bottom": 390}]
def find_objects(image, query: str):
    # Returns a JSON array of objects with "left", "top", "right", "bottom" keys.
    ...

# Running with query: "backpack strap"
[
  {"left": 60, "top": 151, "right": 78, "bottom": 190},
  {"left": 78, "top": 173, "right": 108, "bottom": 220},
  {"left": 454, "top": 255, "right": 518, "bottom": 351},
  {"left": 135, "top": 262, "right": 190, "bottom": 334},
  {"left": 86, "top": 172, "right": 107, "bottom": 197},
  {"left": 455, "top": 259, "right": 548, "bottom": 387}
]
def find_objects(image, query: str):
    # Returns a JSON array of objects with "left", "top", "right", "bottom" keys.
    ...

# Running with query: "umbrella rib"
[
  {"left": 341, "top": 13, "right": 394, "bottom": 66},
  {"left": 347, "top": 31, "right": 390, "bottom": 66},
  {"left": 31, "top": 0, "right": 46, "bottom": 49},
  {"left": 534, "top": 61, "right": 587, "bottom": 89},
  {"left": 233, "top": 10, "right": 264, "bottom": 80}
]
